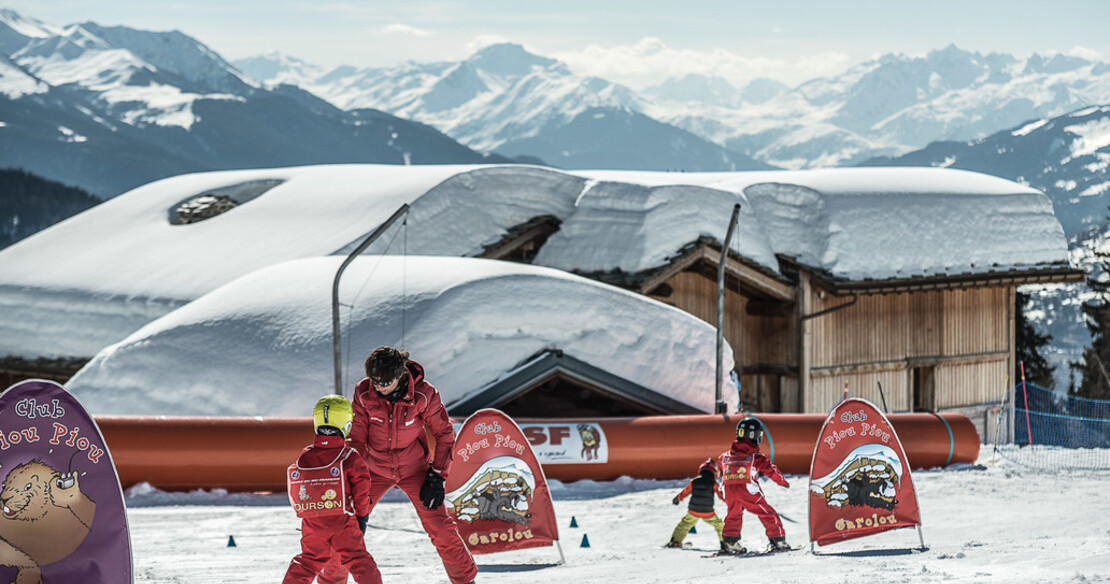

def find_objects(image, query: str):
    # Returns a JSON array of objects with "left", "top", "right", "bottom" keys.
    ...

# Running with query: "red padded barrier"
[{"left": 96, "top": 413, "right": 979, "bottom": 492}]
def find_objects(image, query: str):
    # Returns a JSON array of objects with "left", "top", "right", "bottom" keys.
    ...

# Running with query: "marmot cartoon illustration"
[
  {"left": 578, "top": 424, "right": 600, "bottom": 461},
  {"left": 0, "top": 460, "right": 96, "bottom": 584}
]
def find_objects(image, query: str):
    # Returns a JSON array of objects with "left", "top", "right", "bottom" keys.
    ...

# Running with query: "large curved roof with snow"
[
  {"left": 1, "top": 164, "right": 1068, "bottom": 297},
  {"left": 66, "top": 256, "right": 733, "bottom": 416}
]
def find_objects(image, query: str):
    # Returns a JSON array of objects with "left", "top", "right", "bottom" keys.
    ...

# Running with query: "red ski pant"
[
  {"left": 319, "top": 470, "right": 477, "bottom": 584},
  {"left": 722, "top": 482, "right": 785, "bottom": 540},
  {"left": 282, "top": 515, "right": 381, "bottom": 584}
]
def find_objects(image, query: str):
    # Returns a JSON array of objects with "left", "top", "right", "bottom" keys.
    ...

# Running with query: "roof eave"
[
  {"left": 809, "top": 265, "right": 1087, "bottom": 295},
  {"left": 446, "top": 350, "right": 706, "bottom": 416}
]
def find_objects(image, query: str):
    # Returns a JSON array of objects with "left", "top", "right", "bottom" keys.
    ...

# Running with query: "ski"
[
  {"left": 702, "top": 545, "right": 802, "bottom": 558},
  {"left": 665, "top": 542, "right": 719, "bottom": 552}
]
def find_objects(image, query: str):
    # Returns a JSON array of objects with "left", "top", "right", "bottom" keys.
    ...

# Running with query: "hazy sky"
[{"left": 9, "top": 1, "right": 1110, "bottom": 89}]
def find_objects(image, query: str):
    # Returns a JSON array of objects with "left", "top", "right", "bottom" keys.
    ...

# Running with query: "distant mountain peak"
[
  {"left": 927, "top": 43, "right": 971, "bottom": 58},
  {"left": 1024, "top": 52, "right": 1092, "bottom": 75},
  {"left": 0, "top": 8, "right": 59, "bottom": 39},
  {"left": 643, "top": 73, "right": 740, "bottom": 106},
  {"left": 466, "top": 42, "right": 563, "bottom": 77}
]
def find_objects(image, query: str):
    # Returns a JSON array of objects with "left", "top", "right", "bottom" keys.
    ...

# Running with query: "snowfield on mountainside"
[{"left": 125, "top": 448, "right": 1109, "bottom": 584}]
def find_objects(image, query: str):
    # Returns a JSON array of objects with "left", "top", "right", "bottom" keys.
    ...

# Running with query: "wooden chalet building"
[
  {"left": 631, "top": 245, "right": 1081, "bottom": 414},
  {"left": 476, "top": 167, "right": 1084, "bottom": 414}
]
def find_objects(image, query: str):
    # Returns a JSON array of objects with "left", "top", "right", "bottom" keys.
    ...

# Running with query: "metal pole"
[
  {"left": 716, "top": 204, "right": 742, "bottom": 414},
  {"left": 332, "top": 204, "right": 410, "bottom": 396}
]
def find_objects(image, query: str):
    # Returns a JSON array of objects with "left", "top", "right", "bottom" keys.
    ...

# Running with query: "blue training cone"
[
  {"left": 689, "top": 525, "right": 697, "bottom": 534},
  {"left": 570, "top": 516, "right": 578, "bottom": 528},
  {"left": 227, "top": 536, "right": 237, "bottom": 547},
  {"left": 580, "top": 534, "right": 591, "bottom": 548}
]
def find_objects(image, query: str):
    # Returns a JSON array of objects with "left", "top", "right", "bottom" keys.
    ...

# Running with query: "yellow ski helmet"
[{"left": 313, "top": 394, "right": 354, "bottom": 438}]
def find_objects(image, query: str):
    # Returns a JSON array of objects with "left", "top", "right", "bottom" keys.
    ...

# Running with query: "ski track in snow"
[{"left": 127, "top": 452, "right": 1110, "bottom": 583}]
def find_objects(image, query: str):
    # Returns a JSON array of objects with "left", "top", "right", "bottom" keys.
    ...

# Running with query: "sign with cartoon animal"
[
  {"left": 518, "top": 422, "right": 608, "bottom": 464},
  {"left": 0, "top": 380, "right": 132, "bottom": 583},
  {"left": 445, "top": 409, "right": 560, "bottom": 556},
  {"left": 808, "top": 398, "right": 923, "bottom": 548}
]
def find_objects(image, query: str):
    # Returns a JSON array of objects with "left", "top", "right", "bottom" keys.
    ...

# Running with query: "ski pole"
[{"left": 1020, "top": 362, "right": 1033, "bottom": 446}]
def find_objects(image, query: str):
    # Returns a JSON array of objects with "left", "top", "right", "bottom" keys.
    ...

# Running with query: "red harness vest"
[
  {"left": 287, "top": 446, "right": 354, "bottom": 518},
  {"left": 720, "top": 452, "right": 756, "bottom": 485}
]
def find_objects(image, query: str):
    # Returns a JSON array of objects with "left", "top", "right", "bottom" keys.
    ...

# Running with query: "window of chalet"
[{"left": 169, "top": 179, "right": 284, "bottom": 225}]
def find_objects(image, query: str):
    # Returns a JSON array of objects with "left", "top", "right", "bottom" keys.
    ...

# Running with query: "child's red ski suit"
[
  {"left": 282, "top": 435, "right": 381, "bottom": 584},
  {"left": 718, "top": 439, "right": 788, "bottom": 540}
]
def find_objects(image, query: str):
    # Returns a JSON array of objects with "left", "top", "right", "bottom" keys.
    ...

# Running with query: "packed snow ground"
[{"left": 125, "top": 449, "right": 1110, "bottom": 584}]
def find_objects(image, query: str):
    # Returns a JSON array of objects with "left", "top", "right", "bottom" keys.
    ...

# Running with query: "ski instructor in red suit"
[{"left": 347, "top": 346, "right": 478, "bottom": 584}]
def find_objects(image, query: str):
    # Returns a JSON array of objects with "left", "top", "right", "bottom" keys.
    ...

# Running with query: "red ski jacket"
[
  {"left": 349, "top": 360, "right": 456, "bottom": 481},
  {"left": 292, "top": 434, "right": 373, "bottom": 518},
  {"left": 718, "top": 440, "right": 787, "bottom": 488}
]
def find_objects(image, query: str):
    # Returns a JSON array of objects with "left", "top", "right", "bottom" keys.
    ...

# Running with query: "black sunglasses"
[{"left": 372, "top": 374, "right": 403, "bottom": 387}]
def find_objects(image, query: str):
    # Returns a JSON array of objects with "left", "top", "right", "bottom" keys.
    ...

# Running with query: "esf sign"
[
  {"left": 520, "top": 423, "right": 608, "bottom": 465},
  {"left": 451, "top": 421, "right": 609, "bottom": 464}
]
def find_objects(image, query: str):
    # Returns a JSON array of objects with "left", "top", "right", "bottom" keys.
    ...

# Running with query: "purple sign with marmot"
[{"left": 0, "top": 379, "right": 131, "bottom": 583}]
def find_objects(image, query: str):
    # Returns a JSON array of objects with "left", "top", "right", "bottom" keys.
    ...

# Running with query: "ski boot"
[
  {"left": 664, "top": 539, "right": 684, "bottom": 548},
  {"left": 720, "top": 536, "right": 747, "bottom": 554},
  {"left": 768, "top": 536, "right": 792, "bottom": 552}
]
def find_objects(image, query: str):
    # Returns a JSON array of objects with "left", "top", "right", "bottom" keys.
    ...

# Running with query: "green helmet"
[{"left": 313, "top": 395, "right": 354, "bottom": 438}]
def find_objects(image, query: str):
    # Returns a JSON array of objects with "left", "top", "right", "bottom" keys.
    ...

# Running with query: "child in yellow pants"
[{"left": 666, "top": 458, "right": 726, "bottom": 549}]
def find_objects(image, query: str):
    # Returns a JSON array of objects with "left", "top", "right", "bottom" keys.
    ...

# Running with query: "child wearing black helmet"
[
  {"left": 282, "top": 395, "right": 381, "bottom": 584},
  {"left": 665, "top": 458, "right": 726, "bottom": 549},
  {"left": 718, "top": 416, "right": 792, "bottom": 554}
]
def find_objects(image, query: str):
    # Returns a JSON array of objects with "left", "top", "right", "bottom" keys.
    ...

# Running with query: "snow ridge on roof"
[
  {"left": 66, "top": 256, "right": 733, "bottom": 416},
  {"left": 534, "top": 179, "right": 780, "bottom": 275}
]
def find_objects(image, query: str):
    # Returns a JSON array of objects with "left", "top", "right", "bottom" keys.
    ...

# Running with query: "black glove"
[
  {"left": 357, "top": 514, "right": 368, "bottom": 534},
  {"left": 420, "top": 468, "right": 445, "bottom": 510},
  {"left": 672, "top": 496, "right": 680, "bottom": 506}
]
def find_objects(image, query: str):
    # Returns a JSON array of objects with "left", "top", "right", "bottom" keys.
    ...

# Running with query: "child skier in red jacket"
[
  {"left": 282, "top": 395, "right": 381, "bottom": 584},
  {"left": 666, "top": 458, "right": 726, "bottom": 549},
  {"left": 718, "top": 417, "right": 792, "bottom": 554}
]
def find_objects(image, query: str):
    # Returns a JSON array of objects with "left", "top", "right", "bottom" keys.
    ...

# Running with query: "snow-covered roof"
[
  {"left": 66, "top": 256, "right": 733, "bottom": 416},
  {"left": 578, "top": 167, "right": 1072, "bottom": 282},
  {"left": 0, "top": 163, "right": 1073, "bottom": 360}
]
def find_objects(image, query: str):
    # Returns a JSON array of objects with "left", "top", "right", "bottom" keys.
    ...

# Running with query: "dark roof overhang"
[
  {"left": 807, "top": 265, "right": 1086, "bottom": 296},
  {"left": 446, "top": 350, "right": 705, "bottom": 417}
]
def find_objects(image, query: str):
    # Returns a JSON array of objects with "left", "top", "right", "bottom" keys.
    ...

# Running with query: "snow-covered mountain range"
[
  {"left": 9, "top": 7, "right": 1110, "bottom": 196},
  {"left": 237, "top": 43, "right": 1110, "bottom": 171},
  {"left": 0, "top": 9, "right": 503, "bottom": 197},
  {"left": 235, "top": 43, "right": 772, "bottom": 173}
]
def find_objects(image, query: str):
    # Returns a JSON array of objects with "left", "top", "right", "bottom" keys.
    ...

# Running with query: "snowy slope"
[
  {"left": 9, "top": 16, "right": 249, "bottom": 130},
  {"left": 125, "top": 450, "right": 1110, "bottom": 583},
  {"left": 66, "top": 256, "right": 734, "bottom": 415}
]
